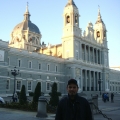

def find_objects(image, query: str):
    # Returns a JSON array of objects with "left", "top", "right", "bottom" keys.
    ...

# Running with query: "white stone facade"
[{"left": 0, "top": 0, "right": 120, "bottom": 97}]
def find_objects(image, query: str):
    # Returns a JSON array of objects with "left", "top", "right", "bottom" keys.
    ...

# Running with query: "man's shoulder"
[
  {"left": 58, "top": 95, "right": 68, "bottom": 105},
  {"left": 77, "top": 95, "right": 89, "bottom": 103}
]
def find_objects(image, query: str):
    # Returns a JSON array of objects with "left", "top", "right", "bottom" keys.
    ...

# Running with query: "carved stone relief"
[
  {"left": 75, "top": 68, "right": 81, "bottom": 77},
  {"left": 106, "top": 73, "right": 109, "bottom": 80}
]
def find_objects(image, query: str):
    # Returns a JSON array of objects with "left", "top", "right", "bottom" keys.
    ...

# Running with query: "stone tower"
[
  {"left": 94, "top": 9, "right": 109, "bottom": 67},
  {"left": 62, "top": 0, "right": 81, "bottom": 59},
  {"left": 94, "top": 9, "right": 107, "bottom": 45}
]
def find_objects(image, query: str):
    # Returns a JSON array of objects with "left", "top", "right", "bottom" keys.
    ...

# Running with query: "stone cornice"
[
  {"left": 8, "top": 47, "right": 65, "bottom": 63},
  {"left": 0, "top": 76, "right": 10, "bottom": 79},
  {"left": 64, "top": 58, "right": 106, "bottom": 70},
  {"left": 80, "top": 37, "right": 108, "bottom": 50},
  {"left": 110, "top": 80, "right": 120, "bottom": 83},
  {"left": 7, "top": 67, "right": 65, "bottom": 76},
  {"left": 62, "top": 35, "right": 108, "bottom": 50}
]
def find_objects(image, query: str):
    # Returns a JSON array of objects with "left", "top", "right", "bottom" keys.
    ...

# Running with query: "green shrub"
[
  {"left": 19, "top": 85, "right": 27, "bottom": 104},
  {"left": 49, "top": 82, "right": 61, "bottom": 107},
  {"left": 47, "top": 104, "right": 57, "bottom": 113},
  {"left": 0, "top": 102, "right": 57, "bottom": 113},
  {"left": 0, "top": 102, "right": 37, "bottom": 111},
  {"left": 29, "top": 92, "right": 34, "bottom": 96},
  {"left": 33, "top": 82, "right": 41, "bottom": 103}
]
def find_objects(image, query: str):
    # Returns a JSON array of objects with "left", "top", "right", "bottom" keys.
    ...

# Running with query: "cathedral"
[{"left": 0, "top": 0, "right": 120, "bottom": 97}]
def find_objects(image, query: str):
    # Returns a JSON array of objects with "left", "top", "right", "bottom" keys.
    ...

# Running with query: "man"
[
  {"left": 55, "top": 79, "right": 93, "bottom": 120},
  {"left": 111, "top": 93, "right": 114, "bottom": 102},
  {"left": 14, "top": 93, "right": 18, "bottom": 102}
]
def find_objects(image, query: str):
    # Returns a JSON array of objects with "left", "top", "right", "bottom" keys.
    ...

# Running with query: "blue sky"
[{"left": 0, "top": 0, "right": 120, "bottom": 67}]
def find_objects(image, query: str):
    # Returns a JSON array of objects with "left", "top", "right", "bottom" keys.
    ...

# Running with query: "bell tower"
[
  {"left": 94, "top": 9, "right": 107, "bottom": 46},
  {"left": 62, "top": 0, "right": 81, "bottom": 59},
  {"left": 94, "top": 9, "right": 109, "bottom": 67}
]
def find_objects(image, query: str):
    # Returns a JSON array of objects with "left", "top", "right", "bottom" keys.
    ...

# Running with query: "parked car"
[{"left": 0, "top": 97, "right": 5, "bottom": 104}]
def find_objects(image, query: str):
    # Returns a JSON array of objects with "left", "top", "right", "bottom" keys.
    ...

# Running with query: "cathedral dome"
[
  {"left": 12, "top": 5, "right": 40, "bottom": 34},
  {"left": 12, "top": 20, "right": 40, "bottom": 34},
  {"left": 9, "top": 4, "right": 42, "bottom": 52}
]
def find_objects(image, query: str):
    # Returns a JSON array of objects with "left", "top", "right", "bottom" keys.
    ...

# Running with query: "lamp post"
[
  {"left": 11, "top": 66, "right": 19, "bottom": 102},
  {"left": 98, "top": 79, "right": 101, "bottom": 95}
]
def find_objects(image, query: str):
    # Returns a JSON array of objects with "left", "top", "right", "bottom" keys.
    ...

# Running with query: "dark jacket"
[{"left": 55, "top": 94, "right": 93, "bottom": 120}]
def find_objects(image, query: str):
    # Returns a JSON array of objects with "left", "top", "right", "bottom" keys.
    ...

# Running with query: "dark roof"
[
  {"left": 95, "top": 10, "right": 105, "bottom": 25},
  {"left": 95, "top": 19, "right": 105, "bottom": 25},
  {"left": 13, "top": 20, "right": 40, "bottom": 34},
  {"left": 65, "top": 0, "right": 77, "bottom": 8}
]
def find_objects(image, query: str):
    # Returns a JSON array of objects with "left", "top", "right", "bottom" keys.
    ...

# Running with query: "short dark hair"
[{"left": 67, "top": 79, "right": 78, "bottom": 87}]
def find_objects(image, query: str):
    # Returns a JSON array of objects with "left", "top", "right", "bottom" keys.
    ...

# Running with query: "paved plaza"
[
  {"left": 94, "top": 93, "right": 120, "bottom": 120},
  {"left": 0, "top": 93, "right": 120, "bottom": 120}
]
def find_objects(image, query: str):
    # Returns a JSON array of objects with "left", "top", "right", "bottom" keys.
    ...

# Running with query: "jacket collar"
[{"left": 68, "top": 94, "right": 80, "bottom": 102}]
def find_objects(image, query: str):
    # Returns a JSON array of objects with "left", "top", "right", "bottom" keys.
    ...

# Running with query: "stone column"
[
  {"left": 97, "top": 72, "right": 99, "bottom": 91},
  {"left": 99, "top": 50, "right": 101, "bottom": 64},
  {"left": 80, "top": 69, "right": 83, "bottom": 91},
  {"left": 81, "top": 69, "right": 83, "bottom": 91},
  {"left": 71, "top": 67, "right": 76, "bottom": 79},
  {"left": 106, "top": 81, "right": 109, "bottom": 90},
  {"left": 88, "top": 46, "right": 90, "bottom": 62},
  {"left": 93, "top": 47, "right": 94, "bottom": 63},
  {"left": 98, "top": 50, "right": 100, "bottom": 64},
  {"left": 79, "top": 68, "right": 82, "bottom": 92},
  {"left": 100, "top": 72, "right": 102, "bottom": 91},
  {"left": 75, "top": 68, "right": 81, "bottom": 92},
  {"left": 96, "top": 49, "right": 98, "bottom": 64},
  {"left": 83, "top": 70, "right": 85, "bottom": 91},
  {"left": 107, "top": 52, "right": 109, "bottom": 67},
  {"left": 85, "top": 70, "right": 87, "bottom": 91},
  {"left": 89, "top": 70, "right": 91, "bottom": 91},
  {"left": 85, "top": 45, "right": 86, "bottom": 61},
  {"left": 79, "top": 42, "right": 82, "bottom": 60},
  {"left": 86, "top": 70, "right": 89, "bottom": 91},
  {"left": 93, "top": 71, "right": 95, "bottom": 91},
  {"left": 81, "top": 44, "right": 83, "bottom": 60}
]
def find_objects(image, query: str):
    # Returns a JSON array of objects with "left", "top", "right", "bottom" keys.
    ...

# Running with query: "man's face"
[{"left": 67, "top": 84, "right": 79, "bottom": 96}]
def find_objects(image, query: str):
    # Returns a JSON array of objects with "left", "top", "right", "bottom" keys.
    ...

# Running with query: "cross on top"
[
  {"left": 27, "top": 2, "right": 29, "bottom": 7},
  {"left": 98, "top": 5, "right": 100, "bottom": 10}
]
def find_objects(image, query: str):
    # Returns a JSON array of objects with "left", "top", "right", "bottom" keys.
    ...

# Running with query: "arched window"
[
  {"left": 97, "top": 31, "right": 100, "bottom": 37},
  {"left": 23, "top": 35, "right": 25, "bottom": 39},
  {"left": 66, "top": 16, "right": 70, "bottom": 23},
  {"left": 75, "top": 14, "right": 78, "bottom": 24},
  {"left": 27, "top": 81, "right": 32, "bottom": 91}
]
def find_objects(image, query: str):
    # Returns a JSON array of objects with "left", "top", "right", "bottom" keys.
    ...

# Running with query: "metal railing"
[{"left": 92, "top": 102, "right": 112, "bottom": 120}]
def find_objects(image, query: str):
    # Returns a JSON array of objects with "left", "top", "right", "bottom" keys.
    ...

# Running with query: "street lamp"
[
  {"left": 11, "top": 66, "right": 19, "bottom": 102},
  {"left": 98, "top": 78, "right": 101, "bottom": 95}
]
